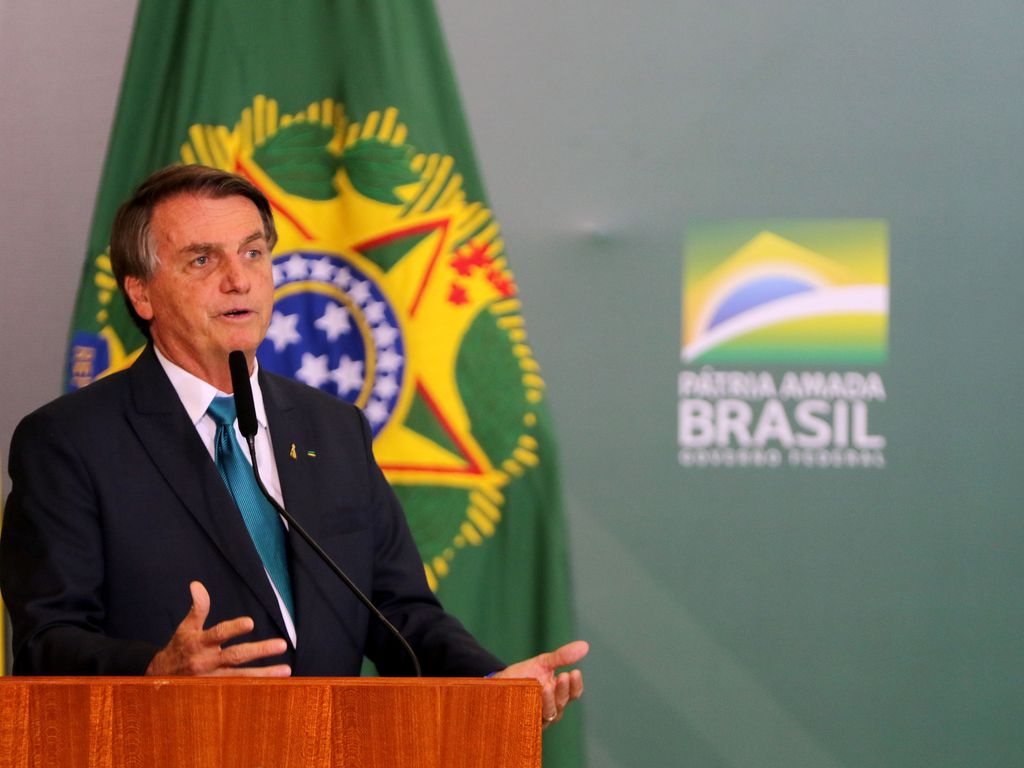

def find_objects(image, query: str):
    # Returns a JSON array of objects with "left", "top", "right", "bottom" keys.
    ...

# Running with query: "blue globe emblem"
[{"left": 257, "top": 251, "right": 406, "bottom": 436}]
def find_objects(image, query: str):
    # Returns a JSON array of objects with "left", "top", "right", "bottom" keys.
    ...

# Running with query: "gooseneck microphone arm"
[{"left": 227, "top": 350, "right": 422, "bottom": 677}]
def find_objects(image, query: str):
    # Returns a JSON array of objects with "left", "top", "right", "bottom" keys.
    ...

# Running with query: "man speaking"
[{"left": 0, "top": 165, "right": 585, "bottom": 727}]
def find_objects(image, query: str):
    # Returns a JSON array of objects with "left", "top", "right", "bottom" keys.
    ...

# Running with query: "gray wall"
[
  {"left": 2, "top": 2, "right": 1022, "bottom": 767},
  {"left": 0, "top": 0, "right": 134, "bottom": 449}
]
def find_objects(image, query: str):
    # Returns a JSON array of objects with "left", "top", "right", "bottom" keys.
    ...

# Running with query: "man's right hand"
[{"left": 145, "top": 581, "right": 292, "bottom": 677}]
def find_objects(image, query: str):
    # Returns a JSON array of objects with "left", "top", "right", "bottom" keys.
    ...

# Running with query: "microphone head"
[{"left": 228, "top": 351, "right": 259, "bottom": 439}]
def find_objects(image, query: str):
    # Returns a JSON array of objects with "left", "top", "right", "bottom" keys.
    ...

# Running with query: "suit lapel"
[
  {"left": 260, "top": 372, "right": 349, "bottom": 666},
  {"left": 126, "top": 347, "right": 289, "bottom": 640},
  {"left": 259, "top": 373, "right": 320, "bottom": 537}
]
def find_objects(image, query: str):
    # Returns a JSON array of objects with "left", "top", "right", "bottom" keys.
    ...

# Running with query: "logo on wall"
[{"left": 679, "top": 220, "right": 889, "bottom": 469}]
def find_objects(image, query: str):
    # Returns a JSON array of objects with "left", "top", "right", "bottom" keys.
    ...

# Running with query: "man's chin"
[
  {"left": 214, "top": 333, "right": 263, "bottom": 360},
  {"left": 220, "top": 342, "right": 260, "bottom": 359}
]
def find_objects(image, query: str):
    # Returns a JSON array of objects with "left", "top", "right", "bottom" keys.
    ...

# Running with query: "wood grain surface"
[{"left": 0, "top": 677, "right": 542, "bottom": 768}]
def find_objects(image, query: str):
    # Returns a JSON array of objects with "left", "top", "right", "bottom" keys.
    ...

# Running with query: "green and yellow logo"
[{"left": 682, "top": 220, "right": 889, "bottom": 365}]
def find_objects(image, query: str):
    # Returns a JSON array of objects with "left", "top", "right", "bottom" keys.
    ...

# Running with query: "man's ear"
[{"left": 124, "top": 276, "right": 154, "bottom": 321}]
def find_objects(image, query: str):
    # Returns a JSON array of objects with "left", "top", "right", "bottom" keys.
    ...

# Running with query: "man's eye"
[
  {"left": 193, "top": 255, "right": 209, "bottom": 266},
  {"left": 246, "top": 248, "right": 264, "bottom": 259}
]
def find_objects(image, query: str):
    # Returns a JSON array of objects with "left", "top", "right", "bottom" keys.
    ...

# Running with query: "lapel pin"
[
  {"left": 289, "top": 443, "right": 297, "bottom": 460},
  {"left": 306, "top": 450, "right": 317, "bottom": 458}
]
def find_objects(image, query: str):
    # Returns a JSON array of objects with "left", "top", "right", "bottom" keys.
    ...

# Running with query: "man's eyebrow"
[
  {"left": 239, "top": 231, "right": 266, "bottom": 247},
  {"left": 181, "top": 242, "right": 217, "bottom": 255},
  {"left": 179, "top": 231, "right": 265, "bottom": 255}
]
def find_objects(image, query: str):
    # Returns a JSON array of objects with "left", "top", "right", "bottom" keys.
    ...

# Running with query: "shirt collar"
[{"left": 153, "top": 346, "right": 269, "bottom": 429}]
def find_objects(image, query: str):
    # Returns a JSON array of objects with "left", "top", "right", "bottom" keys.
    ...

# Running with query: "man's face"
[{"left": 125, "top": 193, "right": 275, "bottom": 384}]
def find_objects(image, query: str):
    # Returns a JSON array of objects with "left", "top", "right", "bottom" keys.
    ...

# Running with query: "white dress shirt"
[{"left": 153, "top": 346, "right": 297, "bottom": 645}]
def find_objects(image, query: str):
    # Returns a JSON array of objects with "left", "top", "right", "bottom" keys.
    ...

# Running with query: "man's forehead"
[{"left": 151, "top": 193, "right": 264, "bottom": 242}]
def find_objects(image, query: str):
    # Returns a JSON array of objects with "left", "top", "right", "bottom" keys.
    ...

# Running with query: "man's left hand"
[{"left": 492, "top": 640, "right": 588, "bottom": 729}]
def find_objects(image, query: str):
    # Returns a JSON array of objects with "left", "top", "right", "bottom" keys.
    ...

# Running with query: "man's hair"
[{"left": 109, "top": 164, "right": 278, "bottom": 333}]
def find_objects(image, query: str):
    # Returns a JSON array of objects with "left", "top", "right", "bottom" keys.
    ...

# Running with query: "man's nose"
[{"left": 220, "top": 256, "right": 250, "bottom": 291}]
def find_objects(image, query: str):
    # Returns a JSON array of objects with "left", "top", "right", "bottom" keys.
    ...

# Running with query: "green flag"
[{"left": 66, "top": 1, "right": 582, "bottom": 764}]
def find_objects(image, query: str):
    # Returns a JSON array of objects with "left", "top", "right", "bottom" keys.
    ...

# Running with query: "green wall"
[{"left": 441, "top": 1, "right": 1023, "bottom": 765}]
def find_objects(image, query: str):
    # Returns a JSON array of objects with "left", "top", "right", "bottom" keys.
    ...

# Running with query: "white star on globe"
[
  {"left": 373, "top": 375, "right": 400, "bottom": 400},
  {"left": 364, "top": 400, "right": 390, "bottom": 426},
  {"left": 377, "top": 349, "right": 403, "bottom": 374},
  {"left": 309, "top": 257, "right": 335, "bottom": 282},
  {"left": 314, "top": 302, "right": 351, "bottom": 341},
  {"left": 283, "top": 254, "right": 310, "bottom": 280},
  {"left": 373, "top": 324, "right": 399, "bottom": 349},
  {"left": 272, "top": 264, "right": 285, "bottom": 286},
  {"left": 265, "top": 311, "right": 301, "bottom": 352},
  {"left": 295, "top": 352, "right": 331, "bottom": 389},
  {"left": 332, "top": 267, "right": 354, "bottom": 290},
  {"left": 348, "top": 280, "right": 372, "bottom": 305},
  {"left": 331, "top": 356, "right": 364, "bottom": 394},
  {"left": 364, "top": 301, "right": 387, "bottom": 325}
]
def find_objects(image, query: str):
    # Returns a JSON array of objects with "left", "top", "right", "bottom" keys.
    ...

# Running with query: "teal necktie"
[{"left": 206, "top": 396, "right": 294, "bottom": 619}]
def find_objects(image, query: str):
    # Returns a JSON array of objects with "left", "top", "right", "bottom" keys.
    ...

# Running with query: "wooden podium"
[{"left": 0, "top": 677, "right": 542, "bottom": 767}]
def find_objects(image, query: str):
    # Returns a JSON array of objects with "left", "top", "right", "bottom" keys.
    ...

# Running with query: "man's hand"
[
  {"left": 492, "top": 640, "right": 588, "bottom": 729},
  {"left": 145, "top": 581, "right": 292, "bottom": 677}
]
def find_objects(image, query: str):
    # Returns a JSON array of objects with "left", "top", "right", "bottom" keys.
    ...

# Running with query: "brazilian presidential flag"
[{"left": 65, "top": 2, "right": 581, "bottom": 764}]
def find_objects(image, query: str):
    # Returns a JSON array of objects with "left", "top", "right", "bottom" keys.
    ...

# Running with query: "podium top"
[{"left": 0, "top": 677, "right": 543, "bottom": 768}]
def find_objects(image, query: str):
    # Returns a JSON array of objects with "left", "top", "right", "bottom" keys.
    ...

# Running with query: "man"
[{"left": 1, "top": 165, "right": 585, "bottom": 726}]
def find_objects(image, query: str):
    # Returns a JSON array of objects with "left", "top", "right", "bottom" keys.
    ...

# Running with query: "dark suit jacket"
[{"left": 0, "top": 346, "right": 503, "bottom": 677}]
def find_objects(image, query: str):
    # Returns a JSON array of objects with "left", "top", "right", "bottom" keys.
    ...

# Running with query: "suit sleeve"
[
  {"left": 0, "top": 409, "right": 159, "bottom": 675},
  {"left": 354, "top": 413, "right": 506, "bottom": 677}
]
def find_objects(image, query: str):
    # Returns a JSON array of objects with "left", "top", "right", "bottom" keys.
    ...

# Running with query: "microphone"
[{"left": 227, "top": 350, "right": 422, "bottom": 677}]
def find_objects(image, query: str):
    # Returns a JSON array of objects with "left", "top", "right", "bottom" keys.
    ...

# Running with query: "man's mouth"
[{"left": 222, "top": 309, "right": 253, "bottom": 319}]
